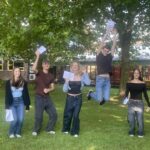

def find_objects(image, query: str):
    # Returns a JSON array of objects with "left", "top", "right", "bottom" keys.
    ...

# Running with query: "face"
[
  {"left": 103, "top": 47, "right": 110, "bottom": 54},
  {"left": 13, "top": 68, "right": 21, "bottom": 78},
  {"left": 42, "top": 62, "right": 50, "bottom": 70},
  {"left": 133, "top": 70, "right": 140, "bottom": 79},
  {"left": 70, "top": 62, "right": 80, "bottom": 73}
]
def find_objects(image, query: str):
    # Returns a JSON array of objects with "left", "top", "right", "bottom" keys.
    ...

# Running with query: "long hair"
[
  {"left": 70, "top": 61, "right": 82, "bottom": 75},
  {"left": 11, "top": 67, "right": 24, "bottom": 88},
  {"left": 70, "top": 61, "right": 80, "bottom": 70},
  {"left": 131, "top": 68, "right": 143, "bottom": 81}
]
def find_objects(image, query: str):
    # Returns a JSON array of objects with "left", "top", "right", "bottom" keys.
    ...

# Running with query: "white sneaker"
[
  {"left": 47, "top": 131, "right": 55, "bottom": 135},
  {"left": 63, "top": 131, "right": 69, "bottom": 134},
  {"left": 16, "top": 134, "right": 22, "bottom": 138},
  {"left": 32, "top": 132, "right": 37, "bottom": 136},
  {"left": 138, "top": 135, "right": 144, "bottom": 138},
  {"left": 73, "top": 134, "right": 79, "bottom": 137},
  {"left": 9, "top": 134, "right": 15, "bottom": 138}
]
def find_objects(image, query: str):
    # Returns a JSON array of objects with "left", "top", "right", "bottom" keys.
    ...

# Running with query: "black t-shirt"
[
  {"left": 125, "top": 82, "right": 150, "bottom": 106},
  {"left": 96, "top": 52, "right": 113, "bottom": 75}
]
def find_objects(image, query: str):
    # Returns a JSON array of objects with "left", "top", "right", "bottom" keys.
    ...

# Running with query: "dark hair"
[
  {"left": 103, "top": 43, "right": 111, "bottom": 50},
  {"left": 131, "top": 68, "right": 143, "bottom": 81},
  {"left": 42, "top": 59, "right": 50, "bottom": 64},
  {"left": 11, "top": 67, "right": 24, "bottom": 88}
]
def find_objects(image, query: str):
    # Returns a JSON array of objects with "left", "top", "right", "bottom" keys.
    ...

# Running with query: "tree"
[
  {"left": 0, "top": 0, "right": 150, "bottom": 90},
  {"left": 69, "top": 0, "right": 150, "bottom": 91},
  {"left": 0, "top": 0, "right": 84, "bottom": 63}
]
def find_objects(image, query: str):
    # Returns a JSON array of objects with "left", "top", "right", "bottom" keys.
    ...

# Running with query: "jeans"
[
  {"left": 90, "top": 76, "right": 111, "bottom": 102},
  {"left": 62, "top": 95, "right": 82, "bottom": 135},
  {"left": 33, "top": 95, "right": 57, "bottom": 133},
  {"left": 9, "top": 97, "right": 24, "bottom": 135},
  {"left": 128, "top": 100, "right": 144, "bottom": 135}
]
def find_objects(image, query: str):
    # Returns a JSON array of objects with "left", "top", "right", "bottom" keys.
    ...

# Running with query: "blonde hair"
[{"left": 70, "top": 61, "right": 82, "bottom": 75}]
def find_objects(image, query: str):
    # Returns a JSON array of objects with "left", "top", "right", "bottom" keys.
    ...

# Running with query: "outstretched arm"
[
  {"left": 111, "top": 28, "right": 117, "bottom": 56},
  {"left": 96, "top": 29, "right": 110, "bottom": 55}
]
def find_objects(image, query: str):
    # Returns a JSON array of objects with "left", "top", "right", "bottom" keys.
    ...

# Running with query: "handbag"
[{"left": 5, "top": 109, "right": 14, "bottom": 122}]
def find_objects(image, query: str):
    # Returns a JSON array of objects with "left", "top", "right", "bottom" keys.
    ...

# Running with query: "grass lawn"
[{"left": 0, "top": 84, "right": 150, "bottom": 150}]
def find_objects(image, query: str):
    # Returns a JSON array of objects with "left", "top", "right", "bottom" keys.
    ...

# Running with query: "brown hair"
[
  {"left": 11, "top": 67, "right": 24, "bottom": 88},
  {"left": 131, "top": 68, "right": 143, "bottom": 81}
]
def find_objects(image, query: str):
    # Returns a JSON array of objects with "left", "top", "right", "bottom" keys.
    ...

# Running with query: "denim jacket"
[{"left": 63, "top": 73, "right": 91, "bottom": 93}]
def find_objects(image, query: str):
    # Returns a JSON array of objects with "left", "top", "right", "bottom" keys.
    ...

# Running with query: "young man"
[
  {"left": 87, "top": 29, "right": 117, "bottom": 105},
  {"left": 32, "top": 50, "right": 57, "bottom": 136}
]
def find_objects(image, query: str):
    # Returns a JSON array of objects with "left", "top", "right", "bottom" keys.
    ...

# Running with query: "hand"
[
  {"left": 64, "top": 78, "right": 69, "bottom": 83},
  {"left": 35, "top": 50, "right": 40, "bottom": 57},
  {"left": 120, "top": 91, "right": 125, "bottom": 97},
  {"left": 43, "top": 88, "right": 50, "bottom": 94},
  {"left": 112, "top": 28, "right": 117, "bottom": 35}
]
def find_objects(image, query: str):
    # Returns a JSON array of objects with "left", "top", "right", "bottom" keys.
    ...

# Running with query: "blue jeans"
[
  {"left": 9, "top": 97, "right": 24, "bottom": 135},
  {"left": 90, "top": 76, "right": 111, "bottom": 102},
  {"left": 128, "top": 100, "right": 144, "bottom": 135},
  {"left": 62, "top": 95, "right": 82, "bottom": 135}
]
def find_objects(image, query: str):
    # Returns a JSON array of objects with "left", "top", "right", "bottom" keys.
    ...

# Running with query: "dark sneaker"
[
  {"left": 87, "top": 90, "right": 93, "bottom": 100},
  {"left": 99, "top": 99, "right": 106, "bottom": 105}
]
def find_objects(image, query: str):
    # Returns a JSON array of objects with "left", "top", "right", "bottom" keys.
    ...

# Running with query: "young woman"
[
  {"left": 62, "top": 62, "right": 91, "bottom": 137},
  {"left": 125, "top": 68, "right": 150, "bottom": 138},
  {"left": 5, "top": 67, "right": 30, "bottom": 138}
]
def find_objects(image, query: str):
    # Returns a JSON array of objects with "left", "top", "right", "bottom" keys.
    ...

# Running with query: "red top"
[{"left": 35, "top": 71, "right": 54, "bottom": 96}]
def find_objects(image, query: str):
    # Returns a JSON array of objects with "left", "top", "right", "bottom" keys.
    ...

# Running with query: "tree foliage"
[{"left": 0, "top": 0, "right": 150, "bottom": 89}]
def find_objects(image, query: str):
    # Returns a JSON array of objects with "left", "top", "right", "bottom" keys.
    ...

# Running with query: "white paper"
[
  {"left": 38, "top": 46, "right": 46, "bottom": 54},
  {"left": 106, "top": 19, "right": 116, "bottom": 30},
  {"left": 123, "top": 97, "right": 129, "bottom": 105},
  {"left": 63, "top": 71, "right": 74, "bottom": 80},
  {"left": 5, "top": 109, "right": 14, "bottom": 122}
]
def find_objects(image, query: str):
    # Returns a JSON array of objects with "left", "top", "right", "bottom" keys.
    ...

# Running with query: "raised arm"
[
  {"left": 32, "top": 50, "right": 40, "bottom": 73},
  {"left": 111, "top": 28, "right": 117, "bottom": 56},
  {"left": 96, "top": 29, "right": 110, "bottom": 55}
]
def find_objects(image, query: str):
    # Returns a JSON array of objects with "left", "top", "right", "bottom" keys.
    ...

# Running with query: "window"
[
  {"left": 90, "top": 65, "right": 96, "bottom": 80},
  {"left": 7, "top": 60, "right": 14, "bottom": 71},
  {"left": 14, "top": 61, "right": 24, "bottom": 71},
  {"left": 7, "top": 60, "right": 24, "bottom": 71},
  {"left": 29, "top": 74, "right": 36, "bottom": 80},
  {"left": 143, "top": 66, "right": 150, "bottom": 81},
  {"left": 0, "top": 59, "right": 3, "bottom": 71}
]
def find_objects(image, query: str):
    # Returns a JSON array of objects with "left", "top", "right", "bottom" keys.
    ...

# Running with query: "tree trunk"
[{"left": 119, "top": 30, "right": 132, "bottom": 92}]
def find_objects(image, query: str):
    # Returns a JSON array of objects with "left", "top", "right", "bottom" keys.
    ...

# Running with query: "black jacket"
[{"left": 5, "top": 80, "right": 31, "bottom": 110}]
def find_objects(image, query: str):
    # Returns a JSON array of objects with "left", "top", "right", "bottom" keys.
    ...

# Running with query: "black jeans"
[
  {"left": 128, "top": 100, "right": 144, "bottom": 135},
  {"left": 62, "top": 94, "right": 82, "bottom": 135},
  {"left": 33, "top": 95, "right": 57, "bottom": 133}
]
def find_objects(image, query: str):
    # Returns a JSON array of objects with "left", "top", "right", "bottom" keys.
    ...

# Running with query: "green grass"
[{"left": 0, "top": 84, "right": 150, "bottom": 150}]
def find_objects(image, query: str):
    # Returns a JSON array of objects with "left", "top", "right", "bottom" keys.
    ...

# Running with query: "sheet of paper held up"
[
  {"left": 38, "top": 46, "right": 47, "bottom": 54},
  {"left": 106, "top": 19, "right": 116, "bottom": 31},
  {"left": 63, "top": 71, "right": 74, "bottom": 80}
]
